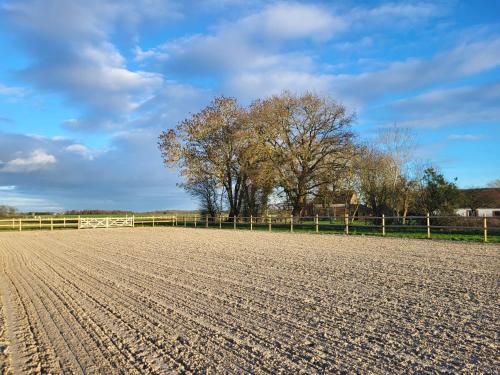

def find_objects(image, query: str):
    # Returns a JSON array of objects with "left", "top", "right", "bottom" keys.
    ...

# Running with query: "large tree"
[
  {"left": 238, "top": 139, "right": 275, "bottom": 217},
  {"left": 182, "top": 174, "right": 223, "bottom": 218},
  {"left": 393, "top": 176, "right": 420, "bottom": 222},
  {"left": 0, "top": 205, "right": 17, "bottom": 217},
  {"left": 377, "top": 124, "right": 419, "bottom": 216},
  {"left": 159, "top": 96, "right": 272, "bottom": 218},
  {"left": 251, "top": 92, "right": 354, "bottom": 218},
  {"left": 416, "top": 167, "right": 460, "bottom": 214},
  {"left": 355, "top": 146, "right": 395, "bottom": 217}
]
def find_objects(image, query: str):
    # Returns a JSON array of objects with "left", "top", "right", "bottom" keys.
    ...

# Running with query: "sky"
[{"left": 0, "top": 0, "right": 499, "bottom": 212}]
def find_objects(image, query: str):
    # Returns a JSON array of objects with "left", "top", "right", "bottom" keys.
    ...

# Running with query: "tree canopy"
[{"left": 159, "top": 92, "right": 462, "bottom": 218}]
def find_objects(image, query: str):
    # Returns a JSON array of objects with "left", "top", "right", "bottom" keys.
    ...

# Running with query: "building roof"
[{"left": 459, "top": 188, "right": 500, "bottom": 208}]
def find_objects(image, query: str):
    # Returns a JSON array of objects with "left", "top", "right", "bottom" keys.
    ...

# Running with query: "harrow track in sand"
[{"left": 0, "top": 228, "right": 498, "bottom": 373}]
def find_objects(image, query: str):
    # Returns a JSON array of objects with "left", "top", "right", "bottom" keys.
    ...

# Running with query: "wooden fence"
[
  {"left": 169, "top": 214, "right": 497, "bottom": 243},
  {"left": 0, "top": 214, "right": 498, "bottom": 242},
  {"left": 0, "top": 215, "right": 175, "bottom": 231},
  {"left": 79, "top": 217, "right": 134, "bottom": 229}
]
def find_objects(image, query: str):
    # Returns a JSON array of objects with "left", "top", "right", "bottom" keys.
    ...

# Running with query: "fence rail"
[
  {"left": 0, "top": 214, "right": 498, "bottom": 243},
  {"left": 79, "top": 217, "right": 134, "bottom": 229}
]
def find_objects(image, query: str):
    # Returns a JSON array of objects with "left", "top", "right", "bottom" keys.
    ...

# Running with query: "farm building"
[
  {"left": 303, "top": 191, "right": 372, "bottom": 217},
  {"left": 456, "top": 188, "right": 500, "bottom": 217}
]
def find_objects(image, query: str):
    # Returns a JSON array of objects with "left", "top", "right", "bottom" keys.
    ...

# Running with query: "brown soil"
[{"left": 0, "top": 228, "right": 498, "bottom": 373}]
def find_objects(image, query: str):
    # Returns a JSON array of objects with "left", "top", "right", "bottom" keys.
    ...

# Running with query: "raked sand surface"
[{"left": 0, "top": 227, "right": 498, "bottom": 374}]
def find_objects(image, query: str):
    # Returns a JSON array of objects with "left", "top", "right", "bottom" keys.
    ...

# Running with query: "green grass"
[
  {"left": 178, "top": 221, "right": 500, "bottom": 243},
  {"left": 1, "top": 217, "right": 498, "bottom": 243}
]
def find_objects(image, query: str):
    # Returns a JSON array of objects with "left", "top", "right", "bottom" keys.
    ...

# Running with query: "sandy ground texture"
[{"left": 0, "top": 228, "right": 498, "bottom": 374}]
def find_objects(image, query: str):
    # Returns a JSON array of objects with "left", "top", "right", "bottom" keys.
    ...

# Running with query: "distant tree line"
[
  {"left": 0, "top": 205, "right": 18, "bottom": 217},
  {"left": 159, "top": 92, "right": 480, "bottom": 219},
  {"left": 63, "top": 210, "right": 133, "bottom": 216},
  {"left": 62, "top": 210, "right": 197, "bottom": 216}
]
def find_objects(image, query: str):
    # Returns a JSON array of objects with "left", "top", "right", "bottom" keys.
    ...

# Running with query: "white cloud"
[
  {"left": 326, "top": 37, "right": 500, "bottom": 107},
  {"left": 139, "top": 2, "right": 342, "bottom": 76},
  {"left": 0, "top": 131, "right": 192, "bottom": 211},
  {"left": 0, "top": 83, "right": 29, "bottom": 102},
  {"left": 0, "top": 185, "right": 16, "bottom": 190},
  {"left": 2, "top": 0, "right": 454, "bottom": 133},
  {"left": 23, "top": 42, "right": 164, "bottom": 115},
  {"left": 133, "top": 45, "right": 159, "bottom": 62},
  {"left": 139, "top": 1, "right": 445, "bottom": 74},
  {"left": 245, "top": 2, "right": 345, "bottom": 41},
  {"left": 227, "top": 71, "right": 334, "bottom": 102},
  {"left": 222, "top": 37, "right": 500, "bottom": 108},
  {"left": 448, "top": 134, "right": 485, "bottom": 141},
  {"left": 388, "top": 82, "right": 500, "bottom": 128},
  {"left": 0, "top": 191, "right": 63, "bottom": 211},
  {"left": 52, "top": 135, "right": 68, "bottom": 141},
  {"left": 334, "top": 36, "right": 373, "bottom": 51},
  {"left": 64, "top": 143, "right": 93, "bottom": 159},
  {"left": 2, "top": 0, "right": 178, "bottom": 42},
  {"left": 2, "top": 0, "right": 168, "bottom": 130},
  {"left": 350, "top": 2, "right": 441, "bottom": 22},
  {"left": 0, "top": 83, "right": 27, "bottom": 96},
  {"left": 61, "top": 118, "right": 80, "bottom": 128},
  {"left": 0, "top": 150, "right": 57, "bottom": 173},
  {"left": 134, "top": 1, "right": 496, "bottom": 109},
  {"left": 65, "top": 143, "right": 88, "bottom": 153}
]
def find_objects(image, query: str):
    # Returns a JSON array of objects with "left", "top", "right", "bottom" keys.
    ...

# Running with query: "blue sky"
[{"left": 0, "top": 0, "right": 499, "bottom": 211}]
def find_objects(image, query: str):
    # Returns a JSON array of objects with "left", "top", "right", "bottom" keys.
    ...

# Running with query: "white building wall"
[{"left": 456, "top": 208, "right": 500, "bottom": 217}]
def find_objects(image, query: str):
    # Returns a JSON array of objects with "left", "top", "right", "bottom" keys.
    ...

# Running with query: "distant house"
[
  {"left": 303, "top": 191, "right": 371, "bottom": 217},
  {"left": 456, "top": 188, "right": 500, "bottom": 217}
]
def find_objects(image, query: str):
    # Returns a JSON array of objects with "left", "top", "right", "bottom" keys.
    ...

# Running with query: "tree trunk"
[
  {"left": 291, "top": 195, "right": 306, "bottom": 222},
  {"left": 350, "top": 203, "right": 360, "bottom": 224},
  {"left": 402, "top": 207, "right": 408, "bottom": 225},
  {"left": 226, "top": 173, "right": 245, "bottom": 220}
]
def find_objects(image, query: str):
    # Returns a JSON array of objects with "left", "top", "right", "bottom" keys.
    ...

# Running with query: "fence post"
[
  {"left": 205, "top": 215, "right": 208, "bottom": 228},
  {"left": 483, "top": 216, "right": 488, "bottom": 243},
  {"left": 63, "top": 217, "right": 66, "bottom": 228},
  {"left": 152, "top": 216, "right": 155, "bottom": 227},
  {"left": 290, "top": 214, "right": 294, "bottom": 233},
  {"left": 219, "top": 214, "right": 222, "bottom": 229},
  {"left": 382, "top": 214, "right": 386, "bottom": 236},
  {"left": 19, "top": 218, "right": 22, "bottom": 231},
  {"left": 268, "top": 215, "right": 272, "bottom": 232},
  {"left": 233, "top": 216, "right": 236, "bottom": 230},
  {"left": 12, "top": 218, "right": 14, "bottom": 229},
  {"left": 39, "top": 217, "right": 42, "bottom": 230},
  {"left": 51, "top": 217, "right": 53, "bottom": 231},
  {"left": 345, "top": 212, "right": 349, "bottom": 234},
  {"left": 315, "top": 214, "right": 319, "bottom": 233},
  {"left": 194, "top": 215, "right": 197, "bottom": 228},
  {"left": 426, "top": 213, "right": 431, "bottom": 239},
  {"left": 78, "top": 215, "right": 81, "bottom": 230},
  {"left": 250, "top": 215, "right": 253, "bottom": 231},
  {"left": 132, "top": 215, "right": 135, "bottom": 228},
  {"left": 184, "top": 216, "right": 186, "bottom": 227},
  {"left": 106, "top": 217, "right": 109, "bottom": 229}
]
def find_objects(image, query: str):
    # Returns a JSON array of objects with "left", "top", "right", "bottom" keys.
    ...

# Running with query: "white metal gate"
[{"left": 78, "top": 217, "right": 134, "bottom": 229}]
